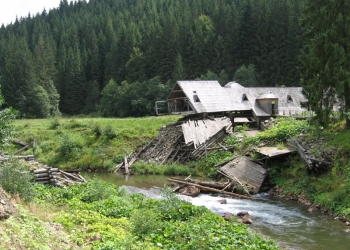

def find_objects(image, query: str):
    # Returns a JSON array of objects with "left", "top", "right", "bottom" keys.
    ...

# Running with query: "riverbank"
[
  {"left": 10, "top": 117, "right": 350, "bottom": 220},
  {"left": 0, "top": 179, "right": 279, "bottom": 249}
]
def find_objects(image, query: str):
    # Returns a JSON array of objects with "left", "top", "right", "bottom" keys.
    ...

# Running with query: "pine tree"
[
  {"left": 172, "top": 53, "right": 186, "bottom": 83},
  {"left": 299, "top": 0, "right": 350, "bottom": 128},
  {"left": 34, "top": 33, "right": 60, "bottom": 116}
]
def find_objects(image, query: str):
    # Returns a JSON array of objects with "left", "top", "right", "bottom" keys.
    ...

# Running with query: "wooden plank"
[
  {"left": 14, "top": 144, "right": 30, "bottom": 155},
  {"left": 167, "top": 178, "right": 251, "bottom": 199},
  {"left": 60, "top": 171, "right": 84, "bottom": 182},
  {"left": 219, "top": 156, "right": 267, "bottom": 194},
  {"left": 124, "top": 156, "right": 130, "bottom": 175}
]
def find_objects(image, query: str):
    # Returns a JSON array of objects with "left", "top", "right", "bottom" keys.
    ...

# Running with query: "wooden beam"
[{"left": 167, "top": 178, "right": 251, "bottom": 199}]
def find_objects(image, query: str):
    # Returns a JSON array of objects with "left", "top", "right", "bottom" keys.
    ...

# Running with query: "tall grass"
[{"left": 12, "top": 116, "right": 181, "bottom": 171}]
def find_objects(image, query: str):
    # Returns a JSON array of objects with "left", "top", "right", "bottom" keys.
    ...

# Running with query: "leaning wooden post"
[{"left": 124, "top": 156, "right": 130, "bottom": 175}]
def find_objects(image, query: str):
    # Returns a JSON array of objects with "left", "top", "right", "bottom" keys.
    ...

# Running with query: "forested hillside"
[{"left": 0, "top": 0, "right": 306, "bottom": 118}]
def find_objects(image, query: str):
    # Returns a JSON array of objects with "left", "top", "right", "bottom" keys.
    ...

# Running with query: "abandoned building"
[
  {"left": 155, "top": 80, "right": 309, "bottom": 127},
  {"left": 117, "top": 81, "right": 311, "bottom": 194}
]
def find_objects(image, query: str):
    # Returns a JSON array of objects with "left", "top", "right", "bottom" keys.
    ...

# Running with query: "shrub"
[
  {"left": 80, "top": 179, "right": 123, "bottom": 202},
  {"left": 48, "top": 118, "right": 60, "bottom": 129},
  {"left": 103, "top": 125, "right": 117, "bottom": 139},
  {"left": 130, "top": 208, "right": 163, "bottom": 236},
  {"left": 57, "top": 134, "right": 83, "bottom": 160},
  {"left": 0, "top": 159, "right": 35, "bottom": 201},
  {"left": 163, "top": 164, "right": 192, "bottom": 176}
]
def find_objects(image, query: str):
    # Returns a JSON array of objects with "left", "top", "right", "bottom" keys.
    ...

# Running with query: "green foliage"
[
  {"left": 234, "top": 124, "right": 249, "bottom": 133},
  {"left": 0, "top": 0, "right": 306, "bottom": 117},
  {"left": 57, "top": 134, "right": 83, "bottom": 160},
  {"left": 31, "top": 179, "right": 278, "bottom": 249},
  {"left": 243, "top": 118, "right": 312, "bottom": 146},
  {"left": 299, "top": 0, "right": 350, "bottom": 128},
  {"left": 189, "top": 150, "right": 234, "bottom": 177},
  {"left": 0, "top": 159, "right": 35, "bottom": 201},
  {"left": 80, "top": 178, "right": 123, "bottom": 203},
  {"left": 48, "top": 117, "right": 60, "bottom": 129},
  {"left": 13, "top": 116, "right": 181, "bottom": 170},
  {"left": 131, "top": 161, "right": 193, "bottom": 176},
  {"left": 0, "top": 85, "right": 16, "bottom": 149},
  {"left": 103, "top": 125, "right": 117, "bottom": 139},
  {"left": 233, "top": 64, "right": 258, "bottom": 87},
  {"left": 0, "top": 206, "right": 74, "bottom": 249},
  {"left": 196, "top": 70, "right": 230, "bottom": 86},
  {"left": 130, "top": 208, "right": 163, "bottom": 236}
]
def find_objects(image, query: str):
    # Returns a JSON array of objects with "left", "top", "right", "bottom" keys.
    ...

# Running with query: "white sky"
[{"left": 0, "top": 0, "right": 62, "bottom": 26}]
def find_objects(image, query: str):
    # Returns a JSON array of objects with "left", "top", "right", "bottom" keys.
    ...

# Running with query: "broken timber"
[
  {"left": 218, "top": 156, "right": 267, "bottom": 194},
  {"left": 287, "top": 139, "right": 331, "bottom": 170},
  {"left": 33, "top": 167, "right": 86, "bottom": 187},
  {"left": 115, "top": 116, "right": 233, "bottom": 173},
  {"left": 168, "top": 177, "right": 251, "bottom": 199}
]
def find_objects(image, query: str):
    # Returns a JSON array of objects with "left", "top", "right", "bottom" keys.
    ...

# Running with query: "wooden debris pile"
[
  {"left": 218, "top": 156, "right": 267, "bottom": 194},
  {"left": 115, "top": 116, "right": 233, "bottom": 173},
  {"left": 0, "top": 154, "right": 35, "bottom": 162},
  {"left": 168, "top": 176, "right": 251, "bottom": 199},
  {"left": 33, "top": 167, "right": 86, "bottom": 187},
  {"left": 287, "top": 138, "right": 332, "bottom": 171}
]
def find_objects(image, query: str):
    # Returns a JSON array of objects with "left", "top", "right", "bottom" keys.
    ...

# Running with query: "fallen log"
[
  {"left": 60, "top": 171, "right": 85, "bottom": 182},
  {"left": 169, "top": 177, "right": 230, "bottom": 190},
  {"left": 167, "top": 178, "right": 251, "bottom": 199},
  {"left": 14, "top": 144, "right": 30, "bottom": 155}
]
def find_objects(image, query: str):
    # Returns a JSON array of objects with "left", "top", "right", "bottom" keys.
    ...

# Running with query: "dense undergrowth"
[
  {"left": 267, "top": 121, "right": 350, "bottom": 218},
  {"left": 0, "top": 178, "right": 278, "bottom": 249}
]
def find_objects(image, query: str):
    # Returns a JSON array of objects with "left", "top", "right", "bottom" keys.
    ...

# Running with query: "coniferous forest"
[{"left": 0, "top": 0, "right": 307, "bottom": 118}]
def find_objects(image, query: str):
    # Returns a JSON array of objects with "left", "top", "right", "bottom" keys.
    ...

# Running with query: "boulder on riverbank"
[
  {"left": 237, "top": 211, "right": 253, "bottom": 224},
  {"left": 0, "top": 187, "right": 16, "bottom": 220}
]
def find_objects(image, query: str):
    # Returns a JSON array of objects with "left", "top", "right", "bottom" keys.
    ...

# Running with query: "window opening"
[{"left": 194, "top": 95, "right": 200, "bottom": 102}]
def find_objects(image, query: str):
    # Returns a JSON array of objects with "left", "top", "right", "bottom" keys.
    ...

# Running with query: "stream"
[{"left": 83, "top": 173, "right": 350, "bottom": 250}]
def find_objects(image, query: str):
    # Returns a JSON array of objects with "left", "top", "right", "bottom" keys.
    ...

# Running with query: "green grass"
[
  {"left": 11, "top": 181, "right": 277, "bottom": 250},
  {"left": 267, "top": 120, "right": 350, "bottom": 218},
  {"left": 12, "top": 116, "right": 181, "bottom": 171}
]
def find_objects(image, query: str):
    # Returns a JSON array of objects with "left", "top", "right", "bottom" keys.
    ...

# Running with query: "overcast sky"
[{"left": 0, "top": 0, "right": 62, "bottom": 26}]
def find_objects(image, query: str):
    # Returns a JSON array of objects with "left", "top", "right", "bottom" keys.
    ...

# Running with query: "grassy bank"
[
  {"left": 0, "top": 178, "right": 278, "bottom": 249},
  {"left": 12, "top": 116, "right": 181, "bottom": 171},
  {"left": 267, "top": 121, "right": 350, "bottom": 218}
]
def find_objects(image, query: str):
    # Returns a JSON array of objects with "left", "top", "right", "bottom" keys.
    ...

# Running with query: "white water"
[
  {"left": 87, "top": 173, "right": 350, "bottom": 250},
  {"left": 122, "top": 186, "right": 350, "bottom": 250}
]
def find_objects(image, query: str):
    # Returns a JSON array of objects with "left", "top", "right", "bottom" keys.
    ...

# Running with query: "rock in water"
[
  {"left": 237, "top": 211, "right": 253, "bottom": 224},
  {"left": 179, "top": 185, "right": 200, "bottom": 197}
]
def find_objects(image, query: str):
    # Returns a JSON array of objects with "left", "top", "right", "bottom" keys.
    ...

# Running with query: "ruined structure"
[
  {"left": 118, "top": 81, "right": 310, "bottom": 194},
  {"left": 156, "top": 81, "right": 310, "bottom": 127}
]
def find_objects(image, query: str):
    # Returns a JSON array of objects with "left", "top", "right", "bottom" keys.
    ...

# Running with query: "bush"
[
  {"left": 48, "top": 118, "right": 60, "bottom": 129},
  {"left": 103, "top": 125, "right": 117, "bottom": 139},
  {"left": 130, "top": 208, "right": 163, "bottom": 236},
  {"left": 57, "top": 134, "right": 83, "bottom": 160},
  {"left": 80, "top": 179, "right": 124, "bottom": 203},
  {"left": 0, "top": 159, "right": 35, "bottom": 201}
]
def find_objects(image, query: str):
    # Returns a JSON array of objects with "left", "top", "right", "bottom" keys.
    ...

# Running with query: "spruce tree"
[{"left": 299, "top": 0, "right": 350, "bottom": 128}]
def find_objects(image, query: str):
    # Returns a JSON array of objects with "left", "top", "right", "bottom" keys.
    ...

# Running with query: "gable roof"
[
  {"left": 165, "top": 80, "right": 308, "bottom": 116},
  {"left": 168, "top": 80, "right": 250, "bottom": 113}
]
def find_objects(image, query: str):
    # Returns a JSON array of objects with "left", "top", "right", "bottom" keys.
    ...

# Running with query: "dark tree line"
[{"left": 0, "top": 0, "right": 306, "bottom": 118}]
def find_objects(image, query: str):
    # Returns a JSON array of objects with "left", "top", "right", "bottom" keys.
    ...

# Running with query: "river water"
[{"left": 83, "top": 173, "right": 350, "bottom": 250}]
